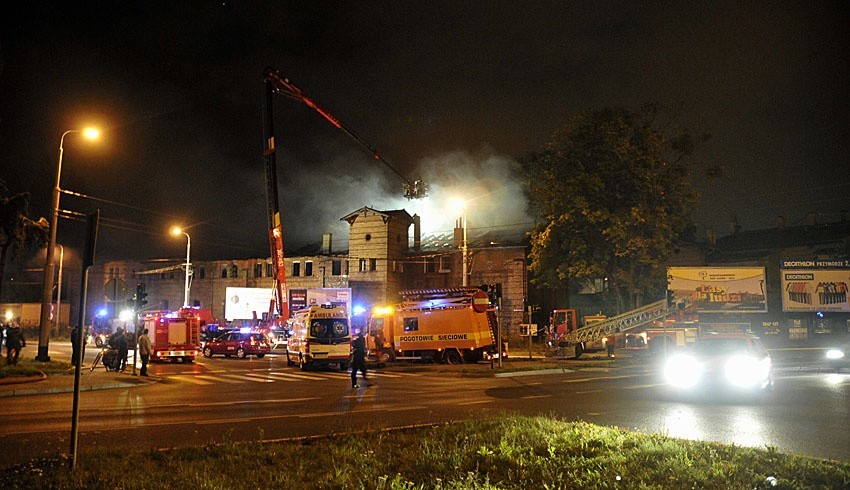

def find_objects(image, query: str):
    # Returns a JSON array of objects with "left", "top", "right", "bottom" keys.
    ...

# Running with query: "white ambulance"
[{"left": 285, "top": 304, "right": 351, "bottom": 371}]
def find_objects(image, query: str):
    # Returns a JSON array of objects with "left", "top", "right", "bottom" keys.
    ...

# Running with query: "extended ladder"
[{"left": 567, "top": 298, "right": 669, "bottom": 344}]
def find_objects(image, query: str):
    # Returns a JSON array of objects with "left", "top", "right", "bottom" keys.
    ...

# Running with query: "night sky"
[{"left": 1, "top": 2, "right": 847, "bottom": 268}]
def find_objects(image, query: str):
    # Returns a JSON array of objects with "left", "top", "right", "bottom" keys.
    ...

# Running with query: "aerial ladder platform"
[{"left": 567, "top": 298, "right": 670, "bottom": 357}]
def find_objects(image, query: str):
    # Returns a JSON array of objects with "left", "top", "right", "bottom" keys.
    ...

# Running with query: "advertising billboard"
[
  {"left": 667, "top": 267, "right": 767, "bottom": 313},
  {"left": 226, "top": 287, "right": 353, "bottom": 320},
  {"left": 780, "top": 261, "right": 849, "bottom": 312},
  {"left": 224, "top": 287, "right": 276, "bottom": 321}
]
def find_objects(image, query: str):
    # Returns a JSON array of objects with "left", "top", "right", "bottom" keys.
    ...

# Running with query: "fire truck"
[
  {"left": 368, "top": 288, "right": 497, "bottom": 364},
  {"left": 549, "top": 299, "right": 671, "bottom": 358},
  {"left": 143, "top": 309, "right": 202, "bottom": 363},
  {"left": 261, "top": 68, "right": 427, "bottom": 328}
]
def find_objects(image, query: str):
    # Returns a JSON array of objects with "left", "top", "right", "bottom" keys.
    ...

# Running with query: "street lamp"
[
  {"left": 55, "top": 244, "right": 64, "bottom": 335},
  {"left": 37, "top": 128, "right": 99, "bottom": 362},
  {"left": 450, "top": 198, "right": 469, "bottom": 287},
  {"left": 171, "top": 226, "right": 191, "bottom": 308}
]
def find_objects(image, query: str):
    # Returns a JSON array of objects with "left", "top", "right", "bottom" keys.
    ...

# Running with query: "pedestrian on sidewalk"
[
  {"left": 351, "top": 330, "right": 368, "bottom": 388},
  {"left": 108, "top": 327, "right": 128, "bottom": 372},
  {"left": 137, "top": 328, "right": 152, "bottom": 376},
  {"left": 5, "top": 324, "right": 24, "bottom": 366}
]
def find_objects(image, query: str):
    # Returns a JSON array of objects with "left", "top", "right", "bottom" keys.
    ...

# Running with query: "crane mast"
[{"left": 261, "top": 67, "right": 427, "bottom": 320}]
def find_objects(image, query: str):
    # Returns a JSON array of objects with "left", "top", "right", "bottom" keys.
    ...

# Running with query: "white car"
[{"left": 664, "top": 334, "right": 773, "bottom": 394}]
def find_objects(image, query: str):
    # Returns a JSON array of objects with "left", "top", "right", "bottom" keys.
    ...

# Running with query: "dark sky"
[{"left": 1, "top": 1, "right": 848, "bottom": 267}]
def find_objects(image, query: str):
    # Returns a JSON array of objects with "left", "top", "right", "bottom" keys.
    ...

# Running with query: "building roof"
[{"left": 340, "top": 206, "right": 413, "bottom": 225}]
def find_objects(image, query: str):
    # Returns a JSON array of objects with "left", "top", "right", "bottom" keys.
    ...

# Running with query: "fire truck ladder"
[{"left": 567, "top": 298, "right": 669, "bottom": 345}]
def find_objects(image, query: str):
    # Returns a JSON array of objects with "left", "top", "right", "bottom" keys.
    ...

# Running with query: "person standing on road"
[
  {"left": 351, "top": 330, "right": 368, "bottom": 388},
  {"left": 137, "top": 328, "right": 152, "bottom": 376},
  {"left": 5, "top": 324, "right": 24, "bottom": 366},
  {"left": 109, "top": 327, "right": 129, "bottom": 372},
  {"left": 70, "top": 325, "right": 86, "bottom": 367}
]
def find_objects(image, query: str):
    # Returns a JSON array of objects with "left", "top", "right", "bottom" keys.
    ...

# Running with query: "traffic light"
[{"left": 136, "top": 283, "right": 148, "bottom": 310}]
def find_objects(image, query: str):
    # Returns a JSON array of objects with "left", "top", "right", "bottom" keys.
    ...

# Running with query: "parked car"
[
  {"left": 202, "top": 331, "right": 270, "bottom": 359},
  {"left": 663, "top": 333, "right": 773, "bottom": 395}
]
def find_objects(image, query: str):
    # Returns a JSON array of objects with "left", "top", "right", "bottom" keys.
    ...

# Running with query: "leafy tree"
[
  {"left": 0, "top": 182, "right": 49, "bottom": 300},
  {"left": 520, "top": 105, "right": 705, "bottom": 311}
]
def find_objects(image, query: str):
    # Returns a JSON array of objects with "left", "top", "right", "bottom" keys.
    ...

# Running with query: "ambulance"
[
  {"left": 369, "top": 287, "right": 497, "bottom": 364},
  {"left": 285, "top": 304, "right": 351, "bottom": 370}
]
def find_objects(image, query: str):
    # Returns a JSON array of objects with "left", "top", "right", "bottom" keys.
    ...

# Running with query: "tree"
[
  {"left": 0, "top": 182, "right": 49, "bottom": 300},
  {"left": 519, "top": 106, "right": 705, "bottom": 311}
]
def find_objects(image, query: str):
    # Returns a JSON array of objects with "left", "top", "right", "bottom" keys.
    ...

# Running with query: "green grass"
[
  {"left": 0, "top": 358, "right": 71, "bottom": 378},
  {"left": 2, "top": 415, "right": 847, "bottom": 489}
]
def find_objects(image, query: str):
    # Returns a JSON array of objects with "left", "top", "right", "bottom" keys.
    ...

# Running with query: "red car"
[{"left": 202, "top": 331, "right": 270, "bottom": 359}]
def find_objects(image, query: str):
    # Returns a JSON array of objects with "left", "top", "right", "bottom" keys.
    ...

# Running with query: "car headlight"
[
  {"left": 664, "top": 354, "right": 703, "bottom": 388},
  {"left": 725, "top": 355, "right": 771, "bottom": 388},
  {"left": 826, "top": 349, "right": 845, "bottom": 360}
]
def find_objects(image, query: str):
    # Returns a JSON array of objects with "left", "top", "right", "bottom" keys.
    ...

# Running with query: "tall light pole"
[
  {"left": 451, "top": 198, "right": 469, "bottom": 287},
  {"left": 37, "top": 128, "right": 99, "bottom": 362},
  {"left": 55, "top": 244, "right": 64, "bottom": 335},
  {"left": 171, "top": 227, "right": 191, "bottom": 308}
]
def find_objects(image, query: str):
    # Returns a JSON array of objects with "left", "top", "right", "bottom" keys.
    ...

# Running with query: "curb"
[
  {"left": 0, "top": 375, "right": 159, "bottom": 398},
  {"left": 0, "top": 371, "right": 47, "bottom": 386}
]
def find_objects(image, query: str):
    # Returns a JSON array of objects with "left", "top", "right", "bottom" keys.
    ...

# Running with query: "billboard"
[
  {"left": 225, "top": 287, "right": 276, "bottom": 321},
  {"left": 667, "top": 267, "right": 767, "bottom": 313},
  {"left": 781, "top": 267, "right": 849, "bottom": 312},
  {"left": 226, "top": 287, "right": 353, "bottom": 320}
]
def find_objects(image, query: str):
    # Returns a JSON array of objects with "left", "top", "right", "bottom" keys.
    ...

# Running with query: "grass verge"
[
  {"left": 2, "top": 414, "right": 847, "bottom": 489},
  {"left": 0, "top": 358, "right": 71, "bottom": 378}
]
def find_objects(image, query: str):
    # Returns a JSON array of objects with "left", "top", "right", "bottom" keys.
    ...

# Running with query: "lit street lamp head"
[{"left": 36, "top": 126, "right": 102, "bottom": 362}]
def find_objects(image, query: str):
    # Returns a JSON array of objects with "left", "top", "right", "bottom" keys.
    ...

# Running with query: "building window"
[
  {"left": 425, "top": 257, "right": 436, "bottom": 273},
  {"left": 198, "top": 265, "right": 205, "bottom": 279},
  {"left": 266, "top": 263, "right": 273, "bottom": 277},
  {"left": 230, "top": 265, "right": 238, "bottom": 278},
  {"left": 332, "top": 260, "right": 342, "bottom": 276},
  {"left": 439, "top": 256, "right": 452, "bottom": 273},
  {"left": 254, "top": 264, "right": 263, "bottom": 278},
  {"left": 169, "top": 272, "right": 174, "bottom": 280},
  {"left": 292, "top": 262, "right": 301, "bottom": 277},
  {"left": 369, "top": 258, "right": 377, "bottom": 271},
  {"left": 305, "top": 261, "right": 313, "bottom": 277},
  {"left": 358, "top": 258, "right": 367, "bottom": 272},
  {"left": 221, "top": 267, "right": 227, "bottom": 278},
  {"left": 162, "top": 299, "right": 169, "bottom": 311}
]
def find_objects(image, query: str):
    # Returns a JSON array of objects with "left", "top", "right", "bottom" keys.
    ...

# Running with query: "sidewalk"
[{"left": 0, "top": 366, "right": 158, "bottom": 398}]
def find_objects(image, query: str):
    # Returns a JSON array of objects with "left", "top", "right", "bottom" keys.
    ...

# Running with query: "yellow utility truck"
[{"left": 369, "top": 287, "right": 497, "bottom": 364}]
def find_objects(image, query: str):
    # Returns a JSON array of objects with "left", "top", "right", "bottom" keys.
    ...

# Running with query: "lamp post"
[
  {"left": 451, "top": 198, "right": 469, "bottom": 287},
  {"left": 55, "top": 244, "right": 64, "bottom": 335},
  {"left": 37, "top": 128, "right": 99, "bottom": 362},
  {"left": 171, "top": 227, "right": 191, "bottom": 308}
]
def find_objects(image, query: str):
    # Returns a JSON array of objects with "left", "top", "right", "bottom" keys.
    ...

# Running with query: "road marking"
[
  {"left": 575, "top": 390, "right": 602, "bottom": 394},
  {"left": 266, "top": 372, "right": 325, "bottom": 381},
  {"left": 242, "top": 373, "right": 276, "bottom": 383},
  {"left": 195, "top": 375, "right": 241, "bottom": 384},
  {"left": 169, "top": 375, "right": 213, "bottom": 386},
  {"left": 624, "top": 384, "right": 660, "bottom": 390},
  {"left": 458, "top": 400, "right": 492, "bottom": 405},
  {"left": 521, "top": 394, "right": 552, "bottom": 399}
]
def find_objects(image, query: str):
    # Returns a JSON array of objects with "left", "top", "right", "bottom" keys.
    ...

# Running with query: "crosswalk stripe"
[
  {"left": 169, "top": 375, "right": 213, "bottom": 386},
  {"left": 220, "top": 374, "right": 261, "bottom": 383},
  {"left": 195, "top": 375, "right": 242, "bottom": 384},
  {"left": 266, "top": 371, "right": 331, "bottom": 381},
  {"left": 242, "top": 373, "right": 276, "bottom": 383}
]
